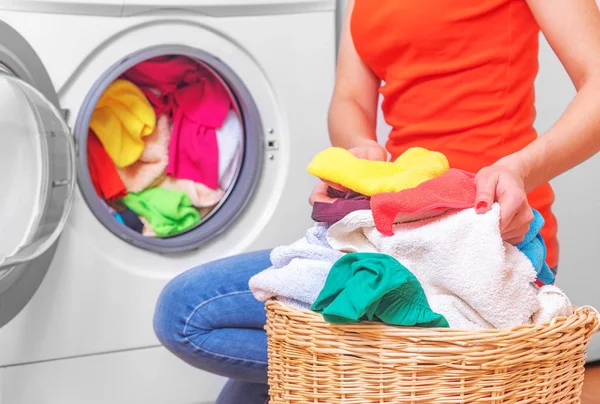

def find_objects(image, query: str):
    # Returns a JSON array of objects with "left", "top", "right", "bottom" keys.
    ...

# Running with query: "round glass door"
[
  {"left": 74, "top": 47, "right": 263, "bottom": 253},
  {"left": 0, "top": 66, "right": 76, "bottom": 272}
]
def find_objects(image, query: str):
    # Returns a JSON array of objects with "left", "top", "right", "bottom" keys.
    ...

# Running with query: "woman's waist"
[{"left": 387, "top": 125, "right": 538, "bottom": 170}]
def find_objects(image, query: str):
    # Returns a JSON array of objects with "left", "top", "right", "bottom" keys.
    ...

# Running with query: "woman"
[{"left": 154, "top": 0, "right": 600, "bottom": 402}]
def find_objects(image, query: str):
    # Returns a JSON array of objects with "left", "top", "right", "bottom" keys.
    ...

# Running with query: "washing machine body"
[{"left": 0, "top": 2, "right": 336, "bottom": 402}]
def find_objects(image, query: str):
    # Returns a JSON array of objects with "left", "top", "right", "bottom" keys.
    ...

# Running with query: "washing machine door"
[{"left": 0, "top": 21, "right": 76, "bottom": 329}]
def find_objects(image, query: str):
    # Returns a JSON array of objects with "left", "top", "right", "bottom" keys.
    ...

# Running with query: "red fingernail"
[{"left": 476, "top": 201, "right": 488, "bottom": 210}]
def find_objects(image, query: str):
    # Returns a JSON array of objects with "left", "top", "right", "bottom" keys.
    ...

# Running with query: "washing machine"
[{"left": 0, "top": 1, "right": 336, "bottom": 403}]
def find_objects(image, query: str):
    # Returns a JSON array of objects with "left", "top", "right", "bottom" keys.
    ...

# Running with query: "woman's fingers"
[
  {"left": 474, "top": 168, "right": 498, "bottom": 214},
  {"left": 366, "top": 145, "right": 387, "bottom": 161},
  {"left": 348, "top": 142, "right": 388, "bottom": 161},
  {"left": 502, "top": 222, "right": 531, "bottom": 244},
  {"left": 475, "top": 164, "right": 534, "bottom": 243},
  {"left": 500, "top": 204, "right": 534, "bottom": 243},
  {"left": 308, "top": 181, "right": 336, "bottom": 205},
  {"left": 497, "top": 191, "right": 528, "bottom": 232},
  {"left": 324, "top": 180, "right": 346, "bottom": 191}
]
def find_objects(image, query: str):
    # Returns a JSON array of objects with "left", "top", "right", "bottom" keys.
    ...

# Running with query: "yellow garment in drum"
[{"left": 90, "top": 79, "right": 156, "bottom": 168}]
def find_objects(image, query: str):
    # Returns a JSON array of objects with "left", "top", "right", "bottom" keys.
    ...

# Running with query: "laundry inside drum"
[{"left": 86, "top": 55, "right": 244, "bottom": 239}]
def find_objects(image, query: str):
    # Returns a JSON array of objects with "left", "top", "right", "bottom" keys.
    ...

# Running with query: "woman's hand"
[
  {"left": 309, "top": 140, "right": 387, "bottom": 206},
  {"left": 346, "top": 139, "right": 388, "bottom": 161},
  {"left": 474, "top": 164, "right": 534, "bottom": 245}
]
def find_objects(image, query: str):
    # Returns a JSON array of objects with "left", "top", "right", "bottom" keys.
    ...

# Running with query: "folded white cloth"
[
  {"left": 533, "top": 285, "right": 573, "bottom": 324},
  {"left": 217, "top": 110, "right": 242, "bottom": 190},
  {"left": 432, "top": 294, "right": 494, "bottom": 330},
  {"left": 249, "top": 224, "right": 344, "bottom": 309},
  {"left": 327, "top": 204, "right": 539, "bottom": 330}
]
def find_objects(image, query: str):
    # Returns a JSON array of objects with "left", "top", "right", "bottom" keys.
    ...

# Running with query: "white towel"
[
  {"left": 431, "top": 295, "right": 495, "bottom": 330},
  {"left": 327, "top": 204, "right": 539, "bottom": 330},
  {"left": 533, "top": 285, "right": 573, "bottom": 324},
  {"left": 249, "top": 224, "right": 344, "bottom": 309},
  {"left": 217, "top": 110, "right": 243, "bottom": 190}
]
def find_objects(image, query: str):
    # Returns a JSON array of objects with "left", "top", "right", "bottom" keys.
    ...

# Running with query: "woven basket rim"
[{"left": 266, "top": 300, "right": 600, "bottom": 337}]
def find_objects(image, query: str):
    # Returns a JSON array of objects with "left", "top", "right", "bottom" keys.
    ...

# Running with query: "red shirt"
[{"left": 351, "top": 0, "right": 558, "bottom": 266}]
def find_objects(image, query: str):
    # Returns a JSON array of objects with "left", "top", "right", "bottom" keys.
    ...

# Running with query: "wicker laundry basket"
[{"left": 265, "top": 300, "right": 600, "bottom": 403}]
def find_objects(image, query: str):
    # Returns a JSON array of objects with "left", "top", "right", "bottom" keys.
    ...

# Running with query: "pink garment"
[
  {"left": 122, "top": 56, "right": 231, "bottom": 189},
  {"left": 371, "top": 169, "right": 477, "bottom": 236},
  {"left": 167, "top": 81, "right": 230, "bottom": 189},
  {"left": 122, "top": 56, "right": 200, "bottom": 105}
]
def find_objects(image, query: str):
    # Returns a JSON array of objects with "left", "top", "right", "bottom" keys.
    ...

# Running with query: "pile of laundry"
[
  {"left": 250, "top": 147, "right": 573, "bottom": 330},
  {"left": 87, "top": 56, "right": 243, "bottom": 237}
]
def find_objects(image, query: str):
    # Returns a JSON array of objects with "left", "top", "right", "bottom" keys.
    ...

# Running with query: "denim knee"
[
  {"left": 153, "top": 272, "right": 193, "bottom": 354},
  {"left": 153, "top": 251, "right": 271, "bottom": 381}
]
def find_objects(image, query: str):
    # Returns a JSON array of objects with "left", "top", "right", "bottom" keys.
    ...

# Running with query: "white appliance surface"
[{"left": 0, "top": 347, "right": 226, "bottom": 404}]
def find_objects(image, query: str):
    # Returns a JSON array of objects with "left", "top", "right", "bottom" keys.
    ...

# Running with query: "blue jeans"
[{"left": 153, "top": 250, "right": 273, "bottom": 404}]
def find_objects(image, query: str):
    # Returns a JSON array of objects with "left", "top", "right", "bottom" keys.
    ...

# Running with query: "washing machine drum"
[{"left": 0, "top": 67, "right": 76, "bottom": 290}]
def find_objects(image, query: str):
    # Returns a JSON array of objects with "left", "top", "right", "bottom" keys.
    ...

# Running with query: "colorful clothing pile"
[
  {"left": 86, "top": 56, "right": 244, "bottom": 237},
  {"left": 250, "top": 147, "right": 571, "bottom": 330}
]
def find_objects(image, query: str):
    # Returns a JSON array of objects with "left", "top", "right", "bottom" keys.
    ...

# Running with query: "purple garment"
[
  {"left": 326, "top": 188, "right": 369, "bottom": 201},
  {"left": 311, "top": 188, "right": 371, "bottom": 225}
]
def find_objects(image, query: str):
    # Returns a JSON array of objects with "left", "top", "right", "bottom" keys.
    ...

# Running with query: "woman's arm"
[
  {"left": 309, "top": 0, "right": 385, "bottom": 205},
  {"left": 476, "top": 0, "right": 600, "bottom": 242},
  {"left": 328, "top": 0, "right": 384, "bottom": 157},
  {"left": 499, "top": 0, "right": 600, "bottom": 192}
]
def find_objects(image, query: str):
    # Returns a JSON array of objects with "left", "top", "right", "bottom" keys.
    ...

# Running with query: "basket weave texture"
[{"left": 266, "top": 300, "right": 600, "bottom": 403}]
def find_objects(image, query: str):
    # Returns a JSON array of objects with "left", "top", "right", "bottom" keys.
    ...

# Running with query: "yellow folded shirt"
[
  {"left": 90, "top": 79, "right": 156, "bottom": 168},
  {"left": 307, "top": 147, "right": 449, "bottom": 196}
]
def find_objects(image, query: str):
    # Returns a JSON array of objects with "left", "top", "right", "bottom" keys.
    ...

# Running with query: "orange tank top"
[{"left": 351, "top": 0, "right": 558, "bottom": 267}]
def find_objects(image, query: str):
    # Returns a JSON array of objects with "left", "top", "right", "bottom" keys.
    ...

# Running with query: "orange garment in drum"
[{"left": 351, "top": 0, "right": 558, "bottom": 267}]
